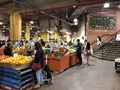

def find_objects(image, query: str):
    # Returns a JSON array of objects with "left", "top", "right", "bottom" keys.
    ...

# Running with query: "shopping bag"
[{"left": 32, "top": 62, "right": 41, "bottom": 71}]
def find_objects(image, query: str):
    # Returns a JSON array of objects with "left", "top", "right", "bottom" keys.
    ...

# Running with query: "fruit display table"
[
  {"left": 69, "top": 53, "right": 77, "bottom": 67},
  {"left": 46, "top": 54, "right": 70, "bottom": 73},
  {"left": 0, "top": 55, "right": 35, "bottom": 89},
  {"left": 0, "top": 66, "right": 36, "bottom": 90}
]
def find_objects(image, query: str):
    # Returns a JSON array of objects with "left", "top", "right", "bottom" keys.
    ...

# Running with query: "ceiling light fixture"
[
  {"left": 104, "top": 2, "right": 110, "bottom": 8},
  {"left": 30, "top": 27, "right": 32, "bottom": 30},
  {"left": 73, "top": 18, "right": 78, "bottom": 23},
  {"left": 30, "top": 21, "right": 34, "bottom": 24},
  {"left": 0, "top": 22, "right": 3, "bottom": 25},
  {"left": 74, "top": 22, "right": 78, "bottom": 25},
  {"left": 118, "top": 5, "right": 120, "bottom": 8},
  {"left": 73, "top": 5, "right": 76, "bottom": 8},
  {"left": 3, "top": 26, "right": 6, "bottom": 28}
]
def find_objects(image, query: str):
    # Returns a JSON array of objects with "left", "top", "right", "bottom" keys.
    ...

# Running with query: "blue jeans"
[{"left": 36, "top": 69, "right": 44, "bottom": 84}]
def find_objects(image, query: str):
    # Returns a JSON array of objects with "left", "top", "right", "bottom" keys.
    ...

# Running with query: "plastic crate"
[{"left": 0, "top": 66, "right": 36, "bottom": 89}]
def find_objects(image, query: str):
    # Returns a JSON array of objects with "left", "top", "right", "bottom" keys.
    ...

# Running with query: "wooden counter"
[
  {"left": 46, "top": 54, "right": 70, "bottom": 72},
  {"left": 69, "top": 53, "right": 77, "bottom": 67}
]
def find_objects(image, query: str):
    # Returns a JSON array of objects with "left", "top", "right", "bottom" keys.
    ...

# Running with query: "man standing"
[{"left": 76, "top": 39, "right": 83, "bottom": 65}]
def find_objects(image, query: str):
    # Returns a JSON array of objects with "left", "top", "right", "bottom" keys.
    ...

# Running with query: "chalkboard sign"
[{"left": 89, "top": 16, "right": 116, "bottom": 30}]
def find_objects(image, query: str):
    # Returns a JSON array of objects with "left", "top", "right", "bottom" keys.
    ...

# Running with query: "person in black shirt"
[
  {"left": 4, "top": 43, "right": 12, "bottom": 56},
  {"left": 33, "top": 42, "right": 44, "bottom": 88},
  {"left": 76, "top": 39, "right": 83, "bottom": 65}
]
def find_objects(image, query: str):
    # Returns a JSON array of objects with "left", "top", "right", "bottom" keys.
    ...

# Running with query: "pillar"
[
  {"left": 25, "top": 22, "right": 30, "bottom": 41},
  {"left": 10, "top": 11, "right": 22, "bottom": 41},
  {"left": 54, "top": 31, "right": 59, "bottom": 41}
]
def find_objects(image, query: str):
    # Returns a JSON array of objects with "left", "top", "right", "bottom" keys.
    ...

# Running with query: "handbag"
[{"left": 32, "top": 62, "right": 41, "bottom": 71}]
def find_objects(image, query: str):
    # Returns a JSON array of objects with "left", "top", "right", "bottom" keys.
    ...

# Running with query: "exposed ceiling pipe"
[
  {"left": 15, "top": 0, "right": 74, "bottom": 25},
  {"left": 40, "top": 11, "right": 74, "bottom": 25},
  {"left": 21, "top": 0, "right": 106, "bottom": 14}
]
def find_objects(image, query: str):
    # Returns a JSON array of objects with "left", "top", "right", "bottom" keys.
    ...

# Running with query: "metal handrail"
[{"left": 91, "top": 30, "right": 120, "bottom": 49}]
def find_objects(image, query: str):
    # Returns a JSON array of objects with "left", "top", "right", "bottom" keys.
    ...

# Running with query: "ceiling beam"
[
  {"left": 0, "top": 1, "right": 13, "bottom": 7},
  {"left": 75, "top": 0, "right": 81, "bottom": 3}
]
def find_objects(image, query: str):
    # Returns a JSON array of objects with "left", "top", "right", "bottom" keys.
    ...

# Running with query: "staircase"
[{"left": 93, "top": 42, "right": 120, "bottom": 61}]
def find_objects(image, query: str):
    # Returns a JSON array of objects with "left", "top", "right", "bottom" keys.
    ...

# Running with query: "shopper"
[
  {"left": 84, "top": 40, "right": 91, "bottom": 65},
  {"left": 33, "top": 42, "right": 44, "bottom": 89},
  {"left": 4, "top": 43, "right": 12, "bottom": 56},
  {"left": 27, "top": 38, "right": 34, "bottom": 56},
  {"left": 25, "top": 41, "right": 31, "bottom": 56},
  {"left": 76, "top": 39, "right": 83, "bottom": 65},
  {"left": 97, "top": 35, "right": 102, "bottom": 46}
]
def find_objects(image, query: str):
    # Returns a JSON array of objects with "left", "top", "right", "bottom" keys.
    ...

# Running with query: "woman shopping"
[
  {"left": 84, "top": 40, "right": 91, "bottom": 65},
  {"left": 33, "top": 42, "right": 44, "bottom": 88}
]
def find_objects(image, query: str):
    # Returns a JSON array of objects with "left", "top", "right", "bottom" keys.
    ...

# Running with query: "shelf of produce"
[{"left": 46, "top": 53, "right": 70, "bottom": 73}]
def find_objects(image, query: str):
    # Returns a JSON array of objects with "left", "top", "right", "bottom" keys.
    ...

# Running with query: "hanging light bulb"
[
  {"left": 74, "top": 22, "right": 78, "bottom": 25},
  {"left": 73, "top": 18, "right": 78, "bottom": 23}
]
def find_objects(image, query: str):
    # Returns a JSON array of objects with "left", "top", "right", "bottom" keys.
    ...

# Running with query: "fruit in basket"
[{"left": 0, "top": 55, "right": 32, "bottom": 64}]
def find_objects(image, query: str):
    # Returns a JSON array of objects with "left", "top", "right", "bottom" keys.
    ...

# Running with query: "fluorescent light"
[{"left": 104, "top": 3, "right": 110, "bottom": 8}]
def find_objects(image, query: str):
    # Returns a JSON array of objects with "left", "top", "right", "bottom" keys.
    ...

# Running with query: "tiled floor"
[{"left": 38, "top": 57, "right": 120, "bottom": 90}]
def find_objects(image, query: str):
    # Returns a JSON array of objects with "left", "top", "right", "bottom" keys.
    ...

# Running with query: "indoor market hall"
[{"left": 0, "top": 0, "right": 120, "bottom": 90}]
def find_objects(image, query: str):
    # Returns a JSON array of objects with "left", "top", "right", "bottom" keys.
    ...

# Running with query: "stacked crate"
[{"left": 0, "top": 66, "right": 36, "bottom": 90}]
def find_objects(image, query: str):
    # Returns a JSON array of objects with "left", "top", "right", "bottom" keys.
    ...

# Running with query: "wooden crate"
[
  {"left": 69, "top": 53, "right": 77, "bottom": 67},
  {"left": 46, "top": 54, "right": 70, "bottom": 73}
]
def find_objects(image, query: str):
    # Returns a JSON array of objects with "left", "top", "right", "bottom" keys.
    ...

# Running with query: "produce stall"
[
  {"left": 43, "top": 47, "right": 77, "bottom": 73},
  {"left": 0, "top": 55, "right": 36, "bottom": 90},
  {"left": 12, "top": 46, "right": 26, "bottom": 56}
]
